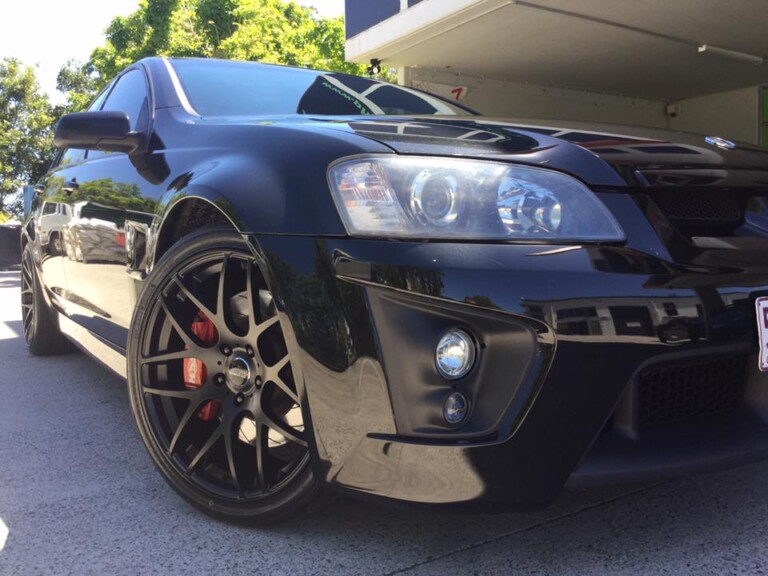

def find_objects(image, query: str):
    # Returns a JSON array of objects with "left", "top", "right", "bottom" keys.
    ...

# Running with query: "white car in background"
[{"left": 38, "top": 201, "right": 71, "bottom": 256}]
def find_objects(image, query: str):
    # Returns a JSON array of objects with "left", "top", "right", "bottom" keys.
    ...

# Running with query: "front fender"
[{"left": 147, "top": 115, "right": 398, "bottom": 270}]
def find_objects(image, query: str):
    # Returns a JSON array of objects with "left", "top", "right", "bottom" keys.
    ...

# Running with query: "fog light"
[
  {"left": 435, "top": 329, "right": 476, "bottom": 380},
  {"left": 443, "top": 391, "right": 470, "bottom": 425}
]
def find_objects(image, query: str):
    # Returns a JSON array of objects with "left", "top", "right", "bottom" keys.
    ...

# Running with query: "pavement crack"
[{"left": 380, "top": 482, "right": 668, "bottom": 576}]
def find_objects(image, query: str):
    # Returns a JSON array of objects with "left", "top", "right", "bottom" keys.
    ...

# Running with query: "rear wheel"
[
  {"left": 127, "top": 227, "right": 318, "bottom": 523},
  {"left": 48, "top": 232, "right": 62, "bottom": 256},
  {"left": 21, "top": 244, "right": 71, "bottom": 356}
]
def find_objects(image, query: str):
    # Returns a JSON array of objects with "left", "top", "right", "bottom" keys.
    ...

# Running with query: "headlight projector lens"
[
  {"left": 435, "top": 329, "right": 476, "bottom": 380},
  {"left": 443, "top": 391, "right": 470, "bottom": 426},
  {"left": 410, "top": 170, "right": 463, "bottom": 227}
]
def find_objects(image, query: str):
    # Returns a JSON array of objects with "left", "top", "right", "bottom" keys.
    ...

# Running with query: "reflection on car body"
[
  {"left": 38, "top": 201, "right": 71, "bottom": 256},
  {"left": 19, "top": 57, "right": 768, "bottom": 523},
  {"left": 63, "top": 201, "right": 125, "bottom": 264}
]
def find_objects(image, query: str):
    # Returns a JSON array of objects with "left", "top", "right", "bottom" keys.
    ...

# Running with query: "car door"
[
  {"left": 36, "top": 145, "right": 88, "bottom": 306},
  {"left": 59, "top": 66, "right": 161, "bottom": 348}
]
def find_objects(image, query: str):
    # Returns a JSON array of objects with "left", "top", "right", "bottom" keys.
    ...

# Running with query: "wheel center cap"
[{"left": 226, "top": 355, "right": 254, "bottom": 394}]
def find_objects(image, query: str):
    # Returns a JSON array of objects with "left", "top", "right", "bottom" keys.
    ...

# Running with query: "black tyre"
[
  {"left": 21, "top": 244, "right": 72, "bottom": 356},
  {"left": 48, "top": 232, "right": 63, "bottom": 256},
  {"left": 127, "top": 227, "right": 318, "bottom": 523}
]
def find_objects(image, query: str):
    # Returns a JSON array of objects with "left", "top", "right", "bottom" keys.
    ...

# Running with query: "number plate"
[{"left": 756, "top": 297, "right": 768, "bottom": 371}]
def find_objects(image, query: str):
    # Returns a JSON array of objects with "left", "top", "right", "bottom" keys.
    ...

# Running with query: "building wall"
[
  {"left": 669, "top": 87, "right": 760, "bottom": 144},
  {"left": 407, "top": 68, "right": 763, "bottom": 143},
  {"left": 409, "top": 68, "right": 668, "bottom": 128}
]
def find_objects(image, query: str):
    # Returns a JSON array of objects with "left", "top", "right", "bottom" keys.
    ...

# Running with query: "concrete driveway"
[{"left": 1, "top": 268, "right": 767, "bottom": 576}]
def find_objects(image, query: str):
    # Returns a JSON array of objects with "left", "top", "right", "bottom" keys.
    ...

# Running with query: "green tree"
[
  {"left": 0, "top": 58, "right": 56, "bottom": 216},
  {"left": 57, "top": 60, "right": 101, "bottom": 112},
  {"left": 61, "top": 0, "right": 368, "bottom": 109}
]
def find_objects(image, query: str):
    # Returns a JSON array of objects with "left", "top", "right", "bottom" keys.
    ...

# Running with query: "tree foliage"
[
  {"left": 0, "top": 58, "right": 56, "bottom": 216},
  {"left": 60, "top": 0, "right": 366, "bottom": 110}
]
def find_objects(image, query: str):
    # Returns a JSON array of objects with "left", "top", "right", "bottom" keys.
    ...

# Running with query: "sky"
[{"left": 0, "top": 0, "right": 345, "bottom": 103}]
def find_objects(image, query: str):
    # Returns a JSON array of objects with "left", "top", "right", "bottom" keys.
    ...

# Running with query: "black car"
[{"left": 22, "top": 57, "right": 768, "bottom": 522}]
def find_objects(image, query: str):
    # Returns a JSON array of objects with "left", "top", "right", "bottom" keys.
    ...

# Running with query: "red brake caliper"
[{"left": 183, "top": 312, "right": 220, "bottom": 421}]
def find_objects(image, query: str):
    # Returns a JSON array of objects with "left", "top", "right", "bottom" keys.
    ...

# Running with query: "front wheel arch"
[{"left": 152, "top": 196, "right": 237, "bottom": 266}]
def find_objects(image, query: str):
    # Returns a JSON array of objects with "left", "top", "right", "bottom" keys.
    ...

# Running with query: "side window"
[
  {"left": 101, "top": 69, "right": 150, "bottom": 132},
  {"left": 42, "top": 202, "right": 57, "bottom": 215},
  {"left": 59, "top": 148, "right": 85, "bottom": 166},
  {"left": 88, "top": 85, "right": 112, "bottom": 112}
]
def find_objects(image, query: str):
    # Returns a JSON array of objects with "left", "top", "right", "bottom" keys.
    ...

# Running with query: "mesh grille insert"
[
  {"left": 637, "top": 355, "right": 747, "bottom": 427},
  {"left": 651, "top": 190, "right": 741, "bottom": 223}
]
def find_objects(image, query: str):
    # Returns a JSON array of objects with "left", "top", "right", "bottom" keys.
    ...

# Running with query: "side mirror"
[{"left": 54, "top": 111, "right": 145, "bottom": 154}]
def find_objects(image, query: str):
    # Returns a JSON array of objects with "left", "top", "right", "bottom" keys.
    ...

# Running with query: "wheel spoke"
[
  {"left": 267, "top": 353, "right": 290, "bottom": 377},
  {"left": 141, "top": 350, "right": 194, "bottom": 365},
  {"left": 254, "top": 424, "right": 267, "bottom": 489},
  {"left": 245, "top": 261, "right": 256, "bottom": 332},
  {"left": 264, "top": 355, "right": 298, "bottom": 403},
  {"left": 264, "top": 414, "right": 307, "bottom": 448},
  {"left": 21, "top": 258, "right": 34, "bottom": 334},
  {"left": 216, "top": 255, "right": 230, "bottom": 323},
  {"left": 143, "top": 386, "right": 199, "bottom": 400},
  {"left": 223, "top": 424, "right": 242, "bottom": 494},
  {"left": 160, "top": 298, "right": 199, "bottom": 350},
  {"left": 252, "top": 314, "right": 279, "bottom": 338},
  {"left": 173, "top": 274, "right": 217, "bottom": 323},
  {"left": 273, "top": 376, "right": 299, "bottom": 404},
  {"left": 169, "top": 402, "right": 200, "bottom": 455},
  {"left": 188, "top": 427, "right": 223, "bottom": 472}
]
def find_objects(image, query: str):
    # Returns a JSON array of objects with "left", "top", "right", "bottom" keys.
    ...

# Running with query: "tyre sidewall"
[{"left": 22, "top": 244, "right": 70, "bottom": 356}]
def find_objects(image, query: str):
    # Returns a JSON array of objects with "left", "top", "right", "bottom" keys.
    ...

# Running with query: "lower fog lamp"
[
  {"left": 435, "top": 329, "right": 476, "bottom": 380},
  {"left": 443, "top": 391, "right": 470, "bottom": 426}
]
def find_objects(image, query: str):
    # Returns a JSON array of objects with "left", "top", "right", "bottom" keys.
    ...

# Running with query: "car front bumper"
[{"left": 253, "top": 234, "right": 768, "bottom": 510}]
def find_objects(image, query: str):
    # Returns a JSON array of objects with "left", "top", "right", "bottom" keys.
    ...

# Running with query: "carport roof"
[{"left": 346, "top": 0, "right": 768, "bottom": 101}]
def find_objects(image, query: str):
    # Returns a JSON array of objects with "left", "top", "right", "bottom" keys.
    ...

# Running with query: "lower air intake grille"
[
  {"left": 651, "top": 190, "right": 741, "bottom": 223},
  {"left": 637, "top": 355, "right": 748, "bottom": 427}
]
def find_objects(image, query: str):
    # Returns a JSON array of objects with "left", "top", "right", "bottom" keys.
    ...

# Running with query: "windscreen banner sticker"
[
  {"left": 320, "top": 80, "right": 371, "bottom": 115},
  {"left": 756, "top": 297, "right": 768, "bottom": 371}
]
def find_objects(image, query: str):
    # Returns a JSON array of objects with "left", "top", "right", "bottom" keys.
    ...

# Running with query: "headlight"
[{"left": 328, "top": 156, "right": 625, "bottom": 241}]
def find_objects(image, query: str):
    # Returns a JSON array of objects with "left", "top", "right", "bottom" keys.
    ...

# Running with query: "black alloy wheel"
[
  {"left": 21, "top": 244, "right": 71, "bottom": 356},
  {"left": 127, "top": 227, "right": 318, "bottom": 522}
]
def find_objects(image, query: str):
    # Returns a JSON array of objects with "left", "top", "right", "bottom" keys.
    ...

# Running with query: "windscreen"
[{"left": 170, "top": 59, "right": 471, "bottom": 117}]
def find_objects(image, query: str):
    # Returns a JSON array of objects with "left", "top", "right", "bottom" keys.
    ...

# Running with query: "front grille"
[
  {"left": 637, "top": 355, "right": 748, "bottom": 427},
  {"left": 651, "top": 190, "right": 741, "bottom": 224}
]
